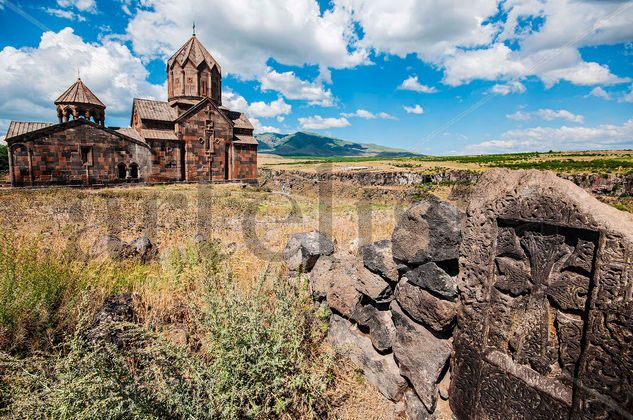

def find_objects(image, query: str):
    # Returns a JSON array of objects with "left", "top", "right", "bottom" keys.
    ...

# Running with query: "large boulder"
[
  {"left": 351, "top": 302, "right": 396, "bottom": 352},
  {"left": 360, "top": 240, "right": 399, "bottom": 282},
  {"left": 328, "top": 314, "right": 407, "bottom": 401},
  {"left": 391, "top": 197, "right": 464, "bottom": 265},
  {"left": 391, "top": 301, "right": 451, "bottom": 412},
  {"left": 282, "top": 231, "right": 334, "bottom": 273},
  {"left": 406, "top": 262, "right": 458, "bottom": 300},
  {"left": 395, "top": 279, "right": 456, "bottom": 333}
]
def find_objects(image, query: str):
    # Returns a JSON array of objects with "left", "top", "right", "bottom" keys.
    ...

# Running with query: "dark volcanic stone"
[
  {"left": 395, "top": 279, "right": 456, "bottom": 333},
  {"left": 328, "top": 314, "right": 407, "bottom": 401},
  {"left": 360, "top": 239, "right": 399, "bottom": 282},
  {"left": 282, "top": 231, "right": 334, "bottom": 273},
  {"left": 406, "top": 262, "right": 458, "bottom": 300},
  {"left": 390, "top": 301, "right": 451, "bottom": 413},
  {"left": 391, "top": 197, "right": 464, "bottom": 265},
  {"left": 351, "top": 302, "right": 396, "bottom": 352}
]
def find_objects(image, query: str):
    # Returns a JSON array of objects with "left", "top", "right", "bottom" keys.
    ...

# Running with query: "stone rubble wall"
[
  {"left": 262, "top": 167, "right": 633, "bottom": 196},
  {"left": 283, "top": 169, "right": 633, "bottom": 420}
]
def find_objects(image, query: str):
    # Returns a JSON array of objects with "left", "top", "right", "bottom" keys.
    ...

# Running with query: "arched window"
[
  {"left": 129, "top": 163, "right": 139, "bottom": 179},
  {"left": 117, "top": 163, "right": 127, "bottom": 179}
]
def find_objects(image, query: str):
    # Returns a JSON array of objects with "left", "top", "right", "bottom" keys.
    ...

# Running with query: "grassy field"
[
  {"left": 259, "top": 150, "right": 633, "bottom": 175},
  {"left": 0, "top": 183, "right": 403, "bottom": 418}
]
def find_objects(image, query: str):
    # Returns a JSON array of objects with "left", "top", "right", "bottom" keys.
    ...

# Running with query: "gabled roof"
[
  {"left": 133, "top": 99, "right": 178, "bottom": 122},
  {"left": 227, "top": 111, "right": 254, "bottom": 130},
  {"left": 5, "top": 119, "right": 149, "bottom": 148},
  {"left": 167, "top": 35, "right": 221, "bottom": 72},
  {"left": 55, "top": 78, "right": 105, "bottom": 108},
  {"left": 6, "top": 121, "right": 54, "bottom": 139},
  {"left": 141, "top": 129, "right": 178, "bottom": 141},
  {"left": 234, "top": 134, "right": 258, "bottom": 145},
  {"left": 175, "top": 97, "right": 231, "bottom": 126},
  {"left": 116, "top": 127, "right": 143, "bottom": 142}
]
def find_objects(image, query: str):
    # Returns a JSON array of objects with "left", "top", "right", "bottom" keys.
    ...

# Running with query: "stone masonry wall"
[
  {"left": 179, "top": 102, "right": 233, "bottom": 182},
  {"left": 10, "top": 123, "right": 151, "bottom": 186},
  {"left": 285, "top": 169, "right": 633, "bottom": 420}
]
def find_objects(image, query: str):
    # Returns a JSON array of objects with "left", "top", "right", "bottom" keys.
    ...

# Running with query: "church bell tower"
[{"left": 166, "top": 28, "right": 222, "bottom": 106}]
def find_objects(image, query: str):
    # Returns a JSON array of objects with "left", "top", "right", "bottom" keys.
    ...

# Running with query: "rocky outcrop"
[
  {"left": 282, "top": 231, "right": 334, "bottom": 273},
  {"left": 395, "top": 279, "right": 456, "bottom": 333},
  {"left": 285, "top": 198, "right": 462, "bottom": 416},
  {"left": 285, "top": 168, "right": 633, "bottom": 419}
]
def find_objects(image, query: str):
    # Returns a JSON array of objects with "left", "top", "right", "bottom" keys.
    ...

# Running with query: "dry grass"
[{"left": 0, "top": 182, "right": 402, "bottom": 418}]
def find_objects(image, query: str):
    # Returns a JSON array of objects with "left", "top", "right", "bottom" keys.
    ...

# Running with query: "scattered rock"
[
  {"left": 406, "top": 262, "right": 458, "bottom": 300},
  {"left": 93, "top": 293, "right": 138, "bottom": 325},
  {"left": 351, "top": 302, "right": 396, "bottom": 352},
  {"left": 129, "top": 236, "right": 154, "bottom": 262},
  {"left": 282, "top": 231, "right": 334, "bottom": 273},
  {"left": 91, "top": 234, "right": 129, "bottom": 260},
  {"left": 356, "top": 263, "right": 393, "bottom": 303},
  {"left": 390, "top": 301, "right": 452, "bottom": 413},
  {"left": 395, "top": 279, "right": 456, "bottom": 333},
  {"left": 328, "top": 314, "right": 407, "bottom": 401},
  {"left": 360, "top": 240, "right": 399, "bottom": 282},
  {"left": 391, "top": 197, "right": 464, "bottom": 265},
  {"left": 89, "top": 293, "right": 139, "bottom": 347}
]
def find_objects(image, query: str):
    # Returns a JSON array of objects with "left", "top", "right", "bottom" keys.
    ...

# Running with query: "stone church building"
[{"left": 5, "top": 34, "right": 258, "bottom": 187}]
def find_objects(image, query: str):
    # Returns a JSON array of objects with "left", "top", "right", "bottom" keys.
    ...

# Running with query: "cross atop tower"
[{"left": 193, "top": 21, "right": 196, "bottom": 36}]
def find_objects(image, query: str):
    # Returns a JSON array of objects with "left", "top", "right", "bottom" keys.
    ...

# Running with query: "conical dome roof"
[
  {"left": 167, "top": 35, "right": 221, "bottom": 72},
  {"left": 55, "top": 78, "right": 105, "bottom": 108}
]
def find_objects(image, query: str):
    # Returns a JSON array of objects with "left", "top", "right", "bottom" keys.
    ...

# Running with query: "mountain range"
[{"left": 254, "top": 132, "right": 417, "bottom": 157}]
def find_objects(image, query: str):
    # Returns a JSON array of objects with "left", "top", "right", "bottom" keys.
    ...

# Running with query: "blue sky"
[{"left": 0, "top": 0, "right": 632, "bottom": 155}]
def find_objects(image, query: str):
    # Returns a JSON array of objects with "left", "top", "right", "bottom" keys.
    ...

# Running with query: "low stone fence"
[{"left": 283, "top": 169, "right": 633, "bottom": 419}]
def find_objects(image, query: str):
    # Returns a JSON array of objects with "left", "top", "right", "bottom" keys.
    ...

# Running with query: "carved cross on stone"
[{"left": 492, "top": 227, "right": 596, "bottom": 376}]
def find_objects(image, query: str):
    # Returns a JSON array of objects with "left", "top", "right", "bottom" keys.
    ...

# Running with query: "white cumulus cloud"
[
  {"left": 621, "top": 84, "right": 633, "bottom": 103},
  {"left": 0, "top": 28, "right": 164, "bottom": 124},
  {"left": 403, "top": 104, "right": 424, "bottom": 115},
  {"left": 588, "top": 86, "right": 611, "bottom": 100},
  {"left": 341, "top": 109, "right": 397, "bottom": 120},
  {"left": 222, "top": 90, "right": 290, "bottom": 132},
  {"left": 491, "top": 81, "right": 526, "bottom": 95},
  {"left": 57, "top": 0, "right": 97, "bottom": 13},
  {"left": 507, "top": 108, "right": 584, "bottom": 123},
  {"left": 45, "top": 8, "right": 86, "bottom": 21},
  {"left": 124, "top": 0, "right": 368, "bottom": 82},
  {"left": 298, "top": 115, "right": 351, "bottom": 130},
  {"left": 260, "top": 69, "right": 334, "bottom": 107},
  {"left": 467, "top": 118, "right": 633, "bottom": 153},
  {"left": 398, "top": 76, "right": 437, "bottom": 93}
]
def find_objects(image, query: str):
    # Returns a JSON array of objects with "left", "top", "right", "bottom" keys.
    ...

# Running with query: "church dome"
[{"left": 55, "top": 78, "right": 106, "bottom": 126}]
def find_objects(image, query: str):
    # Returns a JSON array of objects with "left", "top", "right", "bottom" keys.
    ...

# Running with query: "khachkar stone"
[{"left": 450, "top": 169, "right": 633, "bottom": 420}]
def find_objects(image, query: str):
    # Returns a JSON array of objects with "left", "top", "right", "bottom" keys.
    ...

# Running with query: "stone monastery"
[{"left": 5, "top": 33, "right": 258, "bottom": 187}]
